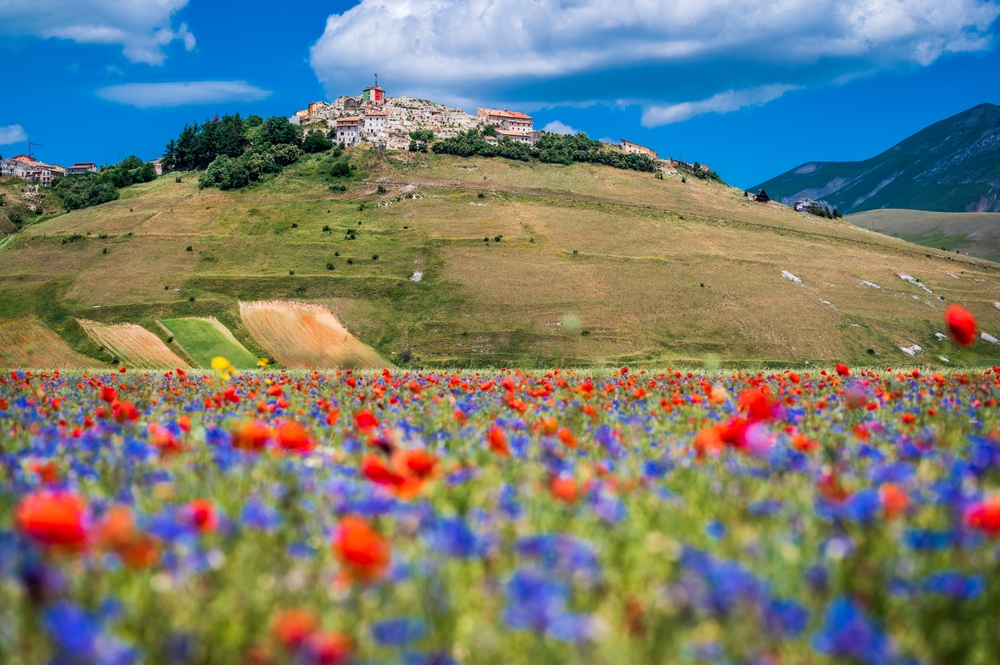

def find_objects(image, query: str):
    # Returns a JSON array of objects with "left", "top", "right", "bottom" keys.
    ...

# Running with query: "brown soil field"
[
  {"left": 0, "top": 318, "right": 98, "bottom": 369},
  {"left": 239, "top": 301, "right": 388, "bottom": 369},
  {"left": 77, "top": 319, "right": 190, "bottom": 369}
]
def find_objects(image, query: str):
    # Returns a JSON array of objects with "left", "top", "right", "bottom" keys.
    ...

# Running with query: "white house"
[
  {"left": 363, "top": 109, "right": 387, "bottom": 136},
  {"left": 793, "top": 198, "right": 817, "bottom": 212},
  {"left": 335, "top": 117, "right": 362, "bottom": 147}
]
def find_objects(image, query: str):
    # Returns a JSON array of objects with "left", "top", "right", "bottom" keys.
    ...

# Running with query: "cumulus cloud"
[
  {"left": 0, "top": 0, "right": 194, "bottom": 65},
  {"left": 310, "top": 0, "right": 1000, "bottom": 119},
  {"left": 641, "top": 85, "right": 799, "bottom": 127},
  {"left": 0, "top": 125, "right": 28, "bottom": 145},
  {"left": 542, "top": 120, "right": 580, "bottom": 135},
  {"left": 97, "top": 81, "right": 271, "bottom": 108}
]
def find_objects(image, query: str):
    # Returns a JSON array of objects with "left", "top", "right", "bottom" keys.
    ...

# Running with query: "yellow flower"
[
  {"left": 257, "top": 357, "right": 270, "bottom": 368},
  {"left": 211, "top": 356, "right": 235, "bottom": 377}
]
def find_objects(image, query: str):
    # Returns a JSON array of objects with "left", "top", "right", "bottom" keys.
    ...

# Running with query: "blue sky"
[{"left": 1, "top": 0, "right": 998, "bottom": 189}]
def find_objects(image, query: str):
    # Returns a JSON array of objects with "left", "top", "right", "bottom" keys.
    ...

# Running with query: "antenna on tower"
[{"left": 374, "top": 73, "right": 378, "bottom": 87}]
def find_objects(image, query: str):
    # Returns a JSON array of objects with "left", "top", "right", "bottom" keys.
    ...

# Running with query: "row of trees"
[
  {"left": 161, "top": 114, "right": 304, "bottom": 172},
  {"left": 52, "top": 156, "right": 157, "bottom": 210},
  {"left": 431, "top": 131, "right": 657, "bottom": 172}
]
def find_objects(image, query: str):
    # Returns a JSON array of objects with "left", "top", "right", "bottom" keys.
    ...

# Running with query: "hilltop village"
[{"left": 289, "top": 84, "right": 709, "bottom": 174}]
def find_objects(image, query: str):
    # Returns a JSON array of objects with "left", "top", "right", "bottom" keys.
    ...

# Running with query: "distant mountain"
[{"left": 755, "top": 103, "right": 1000, "bottom": 213}]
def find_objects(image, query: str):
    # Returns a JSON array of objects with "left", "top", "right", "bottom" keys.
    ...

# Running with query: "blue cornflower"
[
  {"left": 923, "top": 572, "right": 984, "bottom": 600},
  {"left": 373, "top": 617, "right": 426, "bottom": 647},
  {"left": 765, "top": 598, "right": 809, "bottom": 638},
  {"left": 503, "top": 568, "right": 591, "bottom": 643},
  {"left": 811, "top": 598, "right": 895, "bottom": 665},
  {"left": 428, "top": 517, "right": 486, "bottom": 558},
  {"left": 240, "top": 498, "right": 281, "bottom": 531},
  {"left": 515, "top": 534, "right": 602, "bottom": 581}
]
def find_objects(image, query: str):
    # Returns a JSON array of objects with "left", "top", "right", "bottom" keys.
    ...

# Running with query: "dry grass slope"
[
  {"left": 0, "top": 318, "right": 98, "bottom": 369},
  {"left": 239, "top": 301, "right": 388, "bottom": 369},
  {"left": 77, "top": 319, "right": 190, "bottom": 370},
  {"left": 2, "top": 150, "right": 999, "bottom": 368}
]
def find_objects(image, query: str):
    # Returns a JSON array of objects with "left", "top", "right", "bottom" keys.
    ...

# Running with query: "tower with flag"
[{"left": 363, "top": 74, "right": 385, "bottom": 105}]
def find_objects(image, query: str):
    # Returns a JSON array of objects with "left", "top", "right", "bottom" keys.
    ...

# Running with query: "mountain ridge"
[{"left": 755, "top": 103, "right": 1000, "bottom": 213}]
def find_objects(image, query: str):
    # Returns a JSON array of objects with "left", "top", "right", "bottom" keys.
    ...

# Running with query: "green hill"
[
  {"left": 848, "top": 209, "right": 1000, "bottom": 264},
  {"left": 2, "top": 146, "right": 1000, "bottom": 368},
  {"left": 755, "top": 103, "right": 1000, "bottom": 213}
]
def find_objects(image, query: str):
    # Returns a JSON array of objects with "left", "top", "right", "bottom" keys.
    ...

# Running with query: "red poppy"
[
  {"left": 879, "top": 483, "right": 910, "bottom": 520},
  {"left": 557, "top": 427, "right": 578, "bottom": 449},
  {"left": 114, "top": 401, "right": 140, "bottom": 424},
  {"left": 355, "top": 409, "right": 379, "bottom": 431},
  {"left": 550, "top": 476, "right": 580, "bottom": 504},
  {"left": 305, "top": 632, "right": 353, "bottom": 665},
  {"left": 790, "top": 434, "right": 819, "bottom": 453},
  {"left": 275, "top": 421, "right": 315, "bottom": 454},
  {"left": 187, "top": 499, "right": 218, "bottom": 534},
  {"left": 95, "top": 505, "right": 160, "bottom": 569},
  {"left": 738, "top": 389, "right": 778, "bottom": 422},
  {"left": 835, "top": 364, "right": 850, "bottom": 377},
  {"left": 231, "top": 421, "right": 271, "bottom": 453},
  {"left": 945, "top": 304, "right": 977, "bottom": 346},
  {"left": 15, "top": 491, "right": 89, "bottom": 550},
  {"left": 331, "top": 515, "right": 390, "bottom": 583},
  {"left": 487, "top": 427, "right": 510, "bottom": 456},
  {"left": 966, "top": 496, "right": 1000, "bottom": 536},
  {"left": 272, "top": 609, "right": 318, "bottom": 650}
]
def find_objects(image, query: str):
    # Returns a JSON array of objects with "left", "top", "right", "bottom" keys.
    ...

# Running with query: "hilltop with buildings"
[{"left": 288, "top": 83, "right": 707, "bottom": 174}]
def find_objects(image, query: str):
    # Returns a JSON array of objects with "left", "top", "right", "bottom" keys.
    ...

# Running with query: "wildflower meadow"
[{"left": 2, "top": 305, "right": 1000, "bottom": 665}]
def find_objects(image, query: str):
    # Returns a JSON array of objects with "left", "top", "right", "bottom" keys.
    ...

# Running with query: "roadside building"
[
  {"left": 149, "top": 159, "right": 163, "bottom": 176},
  {"left": 67, "top": 162, "right": 98, "bottom": 175},
  {"left": 793, "top": 198, "right": 816, "bottom": 212},
  {"left": 477, "top": 108, "right": 533, "bottom": 134},
  {"left": 755, "top": 190, "right": 771, "bottom": 204},
  {"left": 483, "top": 134, "right": 499, "bottom": 146},
  {"left": 621, "top": 139, "right": 658, "bottom": 160},
  {"left": 335, "top": 117, "right": 362, "bottom": 147}
]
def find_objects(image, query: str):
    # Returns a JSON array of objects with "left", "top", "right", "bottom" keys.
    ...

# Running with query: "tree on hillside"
[
  {"left": 302, "top": 130, "right": 334, "bottom": 154},
  {"left": 259, "top": 116, "right": 303, "bottom": 147}
]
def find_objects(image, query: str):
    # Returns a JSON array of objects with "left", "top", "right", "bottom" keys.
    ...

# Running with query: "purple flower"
[{"left": 811, "top": 598, "right": 894, "bottom": 665}]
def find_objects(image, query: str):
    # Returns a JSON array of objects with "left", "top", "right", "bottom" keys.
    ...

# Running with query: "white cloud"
[
  {"left": 0, "top": 125, "right": 28, "bottom": 145},
  {"left": 97, "top": 81, "right": 272, "bottom": 108},
  {"left": 310, "top": 0, "right": 1000, "bottom": 119},
  {"left": 641, "top": 85, "right": 799, "bottom": 127},
  {"left": 542, "top": 120, "right": 580, "bottom": 135},
  {"left": 0, "top": 1, "right": 194, "bottom": 65}
]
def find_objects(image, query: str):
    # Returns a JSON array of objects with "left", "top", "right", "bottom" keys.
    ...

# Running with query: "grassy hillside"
[
  {"left": 848, "top": 209, "right": 1000, "bottom": 264},
  {"left": 755, "top": 103, "right": 1000, "bottom": 213},
  {"left": 2, "top": 147, "right": 1000, "bottom": 368}
]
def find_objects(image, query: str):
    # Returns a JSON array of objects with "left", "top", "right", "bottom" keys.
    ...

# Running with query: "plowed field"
[
  {"left": 77, "top": 319, "right": 189, "bottom": 369},
  {"left": 239, "top": 300, "right": 387, "bottom": 369}
]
